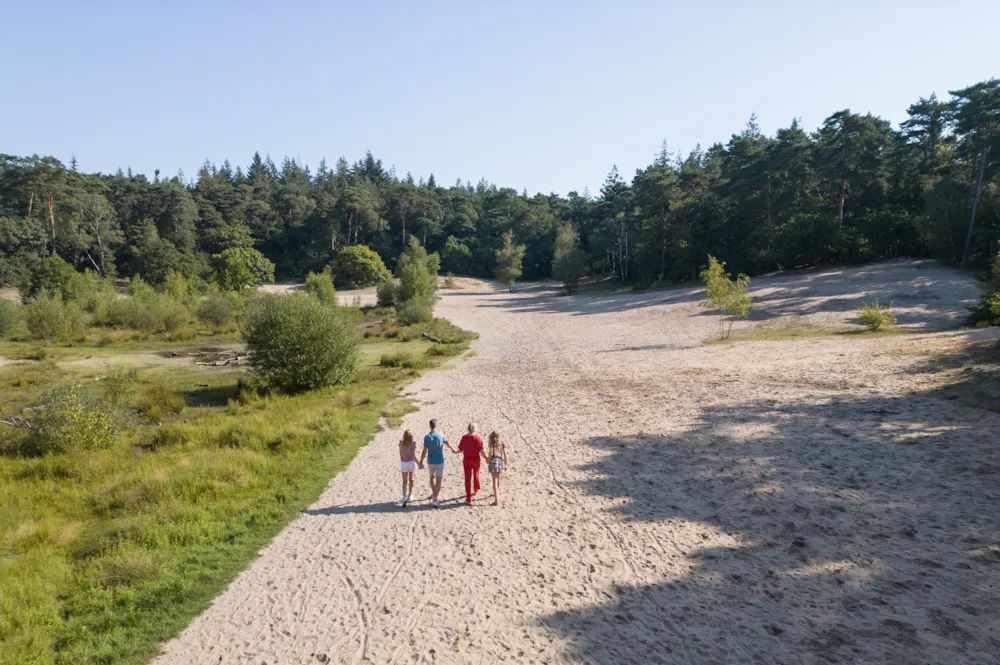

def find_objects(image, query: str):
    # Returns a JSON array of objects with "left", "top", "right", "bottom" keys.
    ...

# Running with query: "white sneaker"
[
  {"left": 432, "top": 499, "right": 440, "bottom": 507},
  {"left": 405, "top": 495, "right": 412, "bottom": 503}
]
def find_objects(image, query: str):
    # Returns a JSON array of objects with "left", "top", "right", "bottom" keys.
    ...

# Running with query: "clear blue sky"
[{"left": 4, "top": 1, "right": 998, "bottom": 195}]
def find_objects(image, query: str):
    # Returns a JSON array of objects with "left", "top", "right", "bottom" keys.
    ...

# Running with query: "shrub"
[
  {"left": 396, "top": 238, "right": 438, "bottom": 304},
  {"left": 986, "top": 291, "right": 1000, "bottom": 325},
  {"left": 102, "top": 276, "right": 191, "bottom": 332},
  {"left": 0, "top": 299, "right": 23, "bottom": 336},
  {"left": 396, "top": 297, "right": 433, "bottom": 325},
  {"left": 700, "top": 255, "right": 753, "bottom": 339},
  {"left": 857, "top": 298, "right": 897, "bottom": 331},
  {"left": 63, "top": 270, "right": 115, "bottom": 312},
  {"left": 243, "top": 294, "right": 361, "bottom": 391},
  {"left": 305, "top": 270, "right": 337, "bottom": 306},
  {"left": 494, "top": 230, "right": 526, "bottom": 292},
  {"left": 331, "top": 245, "right": 391, "bottom": 289},
  {"left": 25, "top": 291, "right": 85, "bottom": 341},
  {"left": 28, "top": 385, "right": 118, "bottom": 454},
  {"left": 442, "top": 274, "right": 457, "bottom": 290},
  {"left": 552, "top": 225, "right": 587, "bottom": 294},
  {"left": 198, "top": 293, "right": 234, "bottom": 327},
  {"left": 27, "top": 255, "right": 75, "bottom": 300},
  {"left": 376, "top": 279, "right": 397, "bottom": 308}
]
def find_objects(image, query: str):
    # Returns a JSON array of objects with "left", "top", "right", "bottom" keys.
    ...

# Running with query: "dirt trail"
[{"left": 154, "top": 259, "right": 1000, "bottom": 665}]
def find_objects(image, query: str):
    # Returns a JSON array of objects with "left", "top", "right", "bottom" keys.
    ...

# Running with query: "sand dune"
[{"left": 154, "top": 259, "right": 1000, "bottom": 664}]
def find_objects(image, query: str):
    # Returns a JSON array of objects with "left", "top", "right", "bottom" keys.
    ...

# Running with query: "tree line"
[{"left": 2, "top": 78, "right": 999, "bottom": 292}]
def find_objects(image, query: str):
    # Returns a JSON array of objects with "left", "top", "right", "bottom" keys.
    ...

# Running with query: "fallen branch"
[
  {"left": 420, "top": 332, "right": 441, "bottom": 343},
  {"left": 0, "top": 416, "right": 33, "bottom": 429}
]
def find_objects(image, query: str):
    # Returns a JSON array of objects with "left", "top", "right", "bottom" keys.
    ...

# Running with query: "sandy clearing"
[
  {"left": 258, "top": 283, "right": 378, "bottom": 307},
  {"left": 154, "top": 259, "right": 1000, "bottom": 665}
]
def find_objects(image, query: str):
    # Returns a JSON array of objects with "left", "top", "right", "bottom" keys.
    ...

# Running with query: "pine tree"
[{"left": 494, "top": 230, "right": 525, "bottom": 292}]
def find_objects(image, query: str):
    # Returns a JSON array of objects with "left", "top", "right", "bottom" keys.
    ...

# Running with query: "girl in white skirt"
[
  {"left": 486, "top": 431, "right": 508, "bottom": 506},
  {"left": 399, "top": 430, "right": 419, "bottom": 505}
]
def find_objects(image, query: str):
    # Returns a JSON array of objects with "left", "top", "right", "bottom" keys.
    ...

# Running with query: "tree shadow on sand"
[
  {"left": 476, "top": 260, "right": 979, "bottom": 330},
  {"left": 540, "top": 378, "right": 1000, "bottom": 663}
]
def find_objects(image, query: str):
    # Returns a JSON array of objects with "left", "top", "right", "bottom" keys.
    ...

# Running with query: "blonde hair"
[
  {"left": 401, "top": 430, "right": 415, "bottom": 447},
  {"left": 488, "top": 431, "right": 502, "bottom": 457}
]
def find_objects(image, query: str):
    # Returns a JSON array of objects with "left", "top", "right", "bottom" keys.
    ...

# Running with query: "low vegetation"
[
  {"left": 857, "top": 298, "right": 897, "bottom": 331},
  {"left": 0, "top": 275, "right": 476, "bottom": 664}
]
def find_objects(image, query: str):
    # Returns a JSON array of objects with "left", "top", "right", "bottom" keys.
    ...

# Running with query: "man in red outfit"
[{"left": 457, "top": 423, "right": 486, "bottom": 504}]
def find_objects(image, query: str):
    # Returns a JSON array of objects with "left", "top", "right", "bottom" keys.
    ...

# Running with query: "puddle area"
[{"left": 155, "top": 347, "right": 246, "bottom": 364}]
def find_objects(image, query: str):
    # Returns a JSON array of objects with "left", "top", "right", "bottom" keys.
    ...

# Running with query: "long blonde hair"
[
  {"left": 401, "top": 430, "right": 415, "bottom": 448},
  {"left": 488, "top": 431, "right": 502, "bottom": 457}
]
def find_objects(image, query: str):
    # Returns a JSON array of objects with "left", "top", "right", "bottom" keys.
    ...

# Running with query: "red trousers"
[{"left": 463, "top": 458, "right": 481, "bottom": 502}]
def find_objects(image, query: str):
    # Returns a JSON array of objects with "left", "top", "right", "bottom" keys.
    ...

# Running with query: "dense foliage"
[
  {"left": 2, "top": 78, "right": 999, "bottom": 292},
  {"left": 242, "top": 294, "right": 361, "bottom": 391},
  {"left": 330, "top": 245, "right": 391, "bottom": 289}
]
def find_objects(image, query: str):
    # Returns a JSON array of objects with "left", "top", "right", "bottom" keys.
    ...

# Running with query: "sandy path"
[{"left": 155, "top": 259, "right": 1000, "bottom": 665}]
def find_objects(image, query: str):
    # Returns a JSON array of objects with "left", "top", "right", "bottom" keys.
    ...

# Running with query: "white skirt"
[{"left": 400, "top": 460, "right": 417, "bottom": 473}]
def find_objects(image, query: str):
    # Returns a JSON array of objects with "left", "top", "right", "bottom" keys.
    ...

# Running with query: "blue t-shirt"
[{"left": 423, "top": 430, "right": 447, "bottom": 464}]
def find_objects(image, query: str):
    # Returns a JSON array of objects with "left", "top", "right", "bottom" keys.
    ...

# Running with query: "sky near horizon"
[{"left": 3, "top": 1, "right": 999, "bottom": 195}]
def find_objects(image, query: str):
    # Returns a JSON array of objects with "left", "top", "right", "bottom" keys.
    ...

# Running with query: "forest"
[{"left": 2, "top": 78, "right": 999, "bottom": 292}]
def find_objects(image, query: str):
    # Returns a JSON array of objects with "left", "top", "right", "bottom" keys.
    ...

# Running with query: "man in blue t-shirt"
[{"left": 419, "top": 418, "right": 455, "bottom": 506}]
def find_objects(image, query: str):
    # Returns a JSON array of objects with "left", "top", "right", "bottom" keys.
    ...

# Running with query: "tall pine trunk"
[
  {"left": 961, "top": 150, "right": 988, "bottom": 268},
  {"left": 46, "top": 195, "right": 56, "bottom": 256},
  {"left": 838, "top": 179, "right": 846, "bottom": 224}
]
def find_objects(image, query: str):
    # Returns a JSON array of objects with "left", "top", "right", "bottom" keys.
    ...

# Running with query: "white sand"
[{"left": 155, "top": 259, "right": 1000, "bottom": 664}]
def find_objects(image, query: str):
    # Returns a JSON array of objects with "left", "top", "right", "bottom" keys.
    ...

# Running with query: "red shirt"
[{"left": 458, "top": 434, "right": 483, "bottom": 461}]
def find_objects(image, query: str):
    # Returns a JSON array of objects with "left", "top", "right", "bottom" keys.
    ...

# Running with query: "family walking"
[{"left": 398, "top": 419, "right": 508, "bottom": 507}]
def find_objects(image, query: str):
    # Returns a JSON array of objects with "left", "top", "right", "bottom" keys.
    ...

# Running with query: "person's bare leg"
[
  {"left": 401, "top": 473, "right": 407, "bottom": 501},
  {"left": 491, "top": 472, "right": 501, "bottom": 505},
  {"left": 406, "top": 472, "right": 414, "bottom": 497}
]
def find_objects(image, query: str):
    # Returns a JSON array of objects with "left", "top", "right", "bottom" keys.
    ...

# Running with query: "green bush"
[
  {"left": 25, "top": 291, "right": 85, "bottom": 340},
  {"left": 0, "top": 299, "right": 23, "bottom": 336},
  {"left": 101, "top": 276, "right": 191, "bottom": 332},
  {"left": 198, "top": 293, "right": 235, "bottom": 327},
  {"left": 986, "top": 291, "right": 1000, "bottom": 325},
  {"left": 27, "top": 255, "right": 75, "bottom": 300},
  {"left": 397, "top": 297, "right": 433, "bottom": 325},
  {"left": 27, "top": 385, "right": 118, "bottom": 455},
  {"left": 376, "top": 279, "right": 397, "bottom": 308},
  {"left": 700, "top": 255, "right": 753, "bottom": 339},
  {"left": 305, "top": 270, "right": 337, "bottom": 306},
  {"left": 396, "top": 237, "right": 438, "bottom": 304},
  {"left": 331, "top": 245, "right": 391, "bottom": 289},
  {"left": 857, "top": 298, "right": 896, "bottom": 331},
  {"left": 243, "top": 294, "right": 361, "bottom": 391},
  {"left": 63, "top": 270, "right": 115, "bottom": 312}
]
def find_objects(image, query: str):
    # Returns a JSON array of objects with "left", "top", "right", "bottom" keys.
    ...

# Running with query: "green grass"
[
  {"left": 0, "top": 316, "right": 477, "bottom": 665},
  {"left": 711, "top": 316, "right": 910, "bottom": 344}
]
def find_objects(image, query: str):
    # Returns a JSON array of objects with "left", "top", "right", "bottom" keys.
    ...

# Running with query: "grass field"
[{"left": 0, "top": 313, "right": 475, "bottom": 665}]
